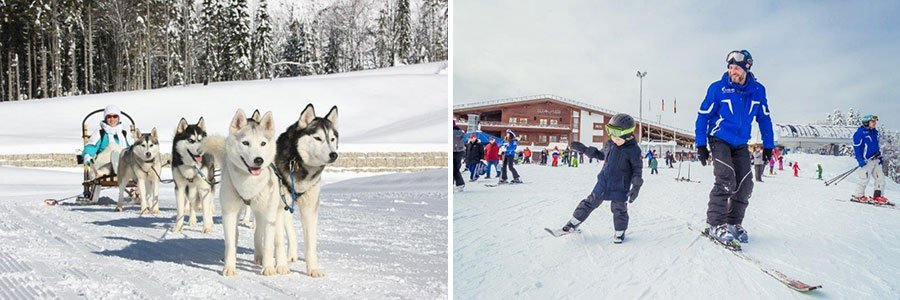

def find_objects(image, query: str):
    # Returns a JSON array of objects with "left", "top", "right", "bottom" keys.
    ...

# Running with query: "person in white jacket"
[{"left": 82, "top": 105, "right": 134, "bottom": 179}]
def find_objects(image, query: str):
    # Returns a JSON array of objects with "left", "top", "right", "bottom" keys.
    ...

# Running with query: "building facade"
[{"left": 454, "top": 94, "right": 695, "bottom": 148}]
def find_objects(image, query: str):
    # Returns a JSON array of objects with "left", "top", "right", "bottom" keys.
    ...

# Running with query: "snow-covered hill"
[
  {"left": 0, "top": 167, "right": 447, "bottom": 298},
  {"left": 0, "top": 62, "right": 448, "bottom": 154},
  {"left": 454, "top": 154, "right": 899, "bottom": 299}
]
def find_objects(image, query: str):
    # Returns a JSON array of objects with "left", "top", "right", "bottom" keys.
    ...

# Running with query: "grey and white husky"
[
  {"left": 171, "top": 117, "right": 217, "bottom": 233},
  {"left": 202, "top": 109, "right": 289, "bottom": 276},
  {"left": 273, "top": 103, "right": 339, "bottom": 278},
  {"left": 115, "top": 128, "right": 162, "bottom": 215}
]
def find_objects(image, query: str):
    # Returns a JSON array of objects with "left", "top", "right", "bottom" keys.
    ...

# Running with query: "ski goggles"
[
  {"left": 726, "top": 50, "right": 752, "bottom": 65},
  {"left": 862, "top": 115, "right": 878, "bottom": 122},
  {"left": 605, "top": 124, "right": 635, "bottom": 138}
]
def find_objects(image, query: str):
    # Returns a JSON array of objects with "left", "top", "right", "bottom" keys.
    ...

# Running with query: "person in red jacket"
[
  {"left": 792, "top": 161, "right": 800, "bottom": 177},
  {"left": 483, "top": 137, "right": 501, "bottom": 179}
]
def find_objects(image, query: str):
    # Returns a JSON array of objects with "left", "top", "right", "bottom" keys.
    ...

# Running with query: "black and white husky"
[
  {"left": 171, "top": 117, "right": 216, "bottom": 233},
  {"left": 273, "top": 103, "right": 339, "bottom": 278}
]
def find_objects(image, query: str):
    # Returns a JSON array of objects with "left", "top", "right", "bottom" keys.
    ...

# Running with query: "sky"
[{"left": 452, "top": 1, "right": 900, "bottom": 130}]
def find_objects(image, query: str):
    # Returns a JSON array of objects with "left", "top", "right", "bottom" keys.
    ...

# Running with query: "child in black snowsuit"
[{"left": 558, "top": 113, "right": 643, "bottom": 243}]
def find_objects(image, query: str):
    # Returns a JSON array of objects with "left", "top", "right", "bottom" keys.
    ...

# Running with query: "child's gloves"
[
  {"left": 627, "top": 186, "right": 640, "bottom": 203},
  {"left": 698, "top": 146, "right": 709, "bottom": 166}
]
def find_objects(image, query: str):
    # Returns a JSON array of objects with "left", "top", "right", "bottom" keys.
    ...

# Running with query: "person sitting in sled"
[{"left": 82, "top": 105, "right": 134, "bottom": 180}]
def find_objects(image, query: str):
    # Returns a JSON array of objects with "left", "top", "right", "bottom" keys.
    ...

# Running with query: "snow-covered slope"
[
  {"left": 0, "top": 62, "right": 448, "bottom": 154},
  {"left": 454, "top": 155, "right": 899, "bottom": 299},
  {"left": 0, "top": 166, "right": 447, "bottom": 298}
]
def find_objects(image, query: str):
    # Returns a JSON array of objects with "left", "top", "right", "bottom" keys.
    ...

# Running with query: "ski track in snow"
[
  {"left": 0, "top": 167, "right": 447, "bottom": 299},
  {"left": 454, "top": 154, "right": 900, "bottom": 299}
]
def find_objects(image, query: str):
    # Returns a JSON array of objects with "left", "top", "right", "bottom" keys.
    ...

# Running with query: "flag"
[
  {"left": 674, "top": 98, "right": 677, "bottom": 114},
  {"left": 662, "top": 99, "right": 665, "bottom": 112}
]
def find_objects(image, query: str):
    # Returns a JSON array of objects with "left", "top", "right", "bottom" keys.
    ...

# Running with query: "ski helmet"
[
  {"left": 606, "top": 113, "right": 636, "bottom": 138},
  {"left": 860, "top": 114, "right": 878, "bottom": 126},
  {"left": 726, "top": 50, "right": 753, "bottom": 71}
]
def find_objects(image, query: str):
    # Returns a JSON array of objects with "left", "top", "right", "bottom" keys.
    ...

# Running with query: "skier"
[
  {"left": 851, "top": 115, "right": 888, "bottom": 204},
  {"left": 523, "top": 147, "right": 532, "bottom": 164},
  {"left": 816, "top": 163, "right": 823, "bottom": 180},
  {"left": 483, "top": 137, "right": 501, "bottom": 179},
  {"left": 452, "top": 120, "right": 466, "bottom": 192},
  {"left": 498, "top": 129, "right": 522, "bottom": 184},
  {"left": 695, "top": 49, "right": 774, "bottom": 244},
  {"left": 752, "top": 147, "right": 765, "bottom": 182},
  {"left": 792, "top": 161, "right": 800, "bottom": 177},
  {"left": 571, "top": 152, "right": 579, "bottom": 167},
  {"left": 465, "top": 134, "right": 484, "bottom": 182},
  {"left": 554, "top": 114, "right": 643, "bottom": 243},
  {"left": 551, "top": 147, "right": 560, "bottom": 167},
  {"left": 649, "top": 155, "right": 658, "bottom": 174},
  {"left": 778, "top": 156, "right": 784, "bottom": 171},
  {"left": 768, "top": 157, "right": 776, "bottom": 175}
]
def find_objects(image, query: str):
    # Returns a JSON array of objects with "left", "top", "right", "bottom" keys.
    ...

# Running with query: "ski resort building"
[
  {"left": 453, "top": 94, "right": 695, "bottom": 148},
  {"left": 751, "top": 124, "right": 859, "bottom": 155}
]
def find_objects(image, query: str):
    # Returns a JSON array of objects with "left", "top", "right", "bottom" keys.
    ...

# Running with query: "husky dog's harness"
[{"left": 272, "top": 159, "right": 306, "bottom": 214}]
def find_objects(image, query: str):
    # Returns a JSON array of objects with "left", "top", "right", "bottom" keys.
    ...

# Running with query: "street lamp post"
[{"left": 636, "top": 70, "right": 648, "bottom": 142}]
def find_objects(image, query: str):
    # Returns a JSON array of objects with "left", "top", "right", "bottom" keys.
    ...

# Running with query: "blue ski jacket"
[
  {"left": 695, "top": 72, "right": 775, "bottom": 149},
  {"left": 505, "top": 139, "right": 518, "bottom": 156},
  {"left": 592, "top": 139, "right": 643, "bottom": 201},
  {"left": 853, "top": 126, "right": 880, "bottom": 167}
]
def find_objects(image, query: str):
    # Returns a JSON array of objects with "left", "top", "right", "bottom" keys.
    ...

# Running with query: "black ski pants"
[
  {"left": 573, "top": 193, "right": 629, "bottom": 231},
  {"left": 501, "top": 155, "right": 519, "bottom": 181},
  {"left": 707, "top": 137, "right": 753, "bottom": 226},
  {"left": 453, "top": 151, "right": 465, "bottom": 187}
]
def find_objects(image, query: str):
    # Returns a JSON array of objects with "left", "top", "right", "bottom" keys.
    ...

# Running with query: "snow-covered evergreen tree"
[
  {"left": 198, "top": 0, "right": 221, "bottom": 84},
  {"left": 375, "top": 4, "right": 394, "bottom": 68},
  {"left": 251, "top": 0, "right": 273, "bottom": 79},
  {"left": 393, "top": 0, "right": 412, "bottom": 65}
]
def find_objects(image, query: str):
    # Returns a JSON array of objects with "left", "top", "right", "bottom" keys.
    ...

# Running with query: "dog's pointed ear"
[
  {"left": 251, "top": 109, "right": 261, "bottom": 122},
  {"left": 151, "top": 127, "right": 158, "bottom": 139},
  {"left": 134, "top": 128, "right": 142, "bottom": 137},
  {"left": 325, "top": 106, "right": 338, "bottom": 129},
  {"left": 297, "top": 104, "right": 316, "bottom": 129},
  {"left": 197, "top": 117, "right": 206, "bottom": 131},
  {"left": 260, "top": 111, "right": 275, "bottom": 137},
  {"left": 177, "top": 118, "right": 188, "bottom": 134},
  {"left": 230, "top": 109, "right": 248, "bottom": 135}
]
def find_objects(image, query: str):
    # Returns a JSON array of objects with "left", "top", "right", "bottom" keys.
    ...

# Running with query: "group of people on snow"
[{"left": 452, "top": 124, "right": 522, "bottom": 191}]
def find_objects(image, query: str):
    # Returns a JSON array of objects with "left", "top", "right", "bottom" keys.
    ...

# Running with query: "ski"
[
  {"left": 485, "top": 181, "right": 524, "bottom": 187},
  {"left": 544, "top": 227, "right": 580, "bottom": 237},
  {"left": 835, "top": 199, "right": 895, "bottom": 209},
  {"left": 674, "top": 177, "right": 702, "bottom": 184},
  {"left": 687, "top": 222, "right": 822, "bottom": 292}
]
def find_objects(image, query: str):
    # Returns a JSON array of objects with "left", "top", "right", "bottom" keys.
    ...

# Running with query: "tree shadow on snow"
[{"left": 93, "top": 236, "right": 256, "bottom": 273}]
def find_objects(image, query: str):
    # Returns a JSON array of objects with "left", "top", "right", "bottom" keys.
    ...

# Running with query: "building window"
[
  {"left": 519, "top": 118, "right": 528, "bottom": 124},
  {"left": 561, "top": 135, "right": 568, "bottom": 143},
  {"left": 509, "top": 117, "right": 516, "bottom": 124},
  {"left": 593, "top": 122, "right": 604, "bottom": 130},
  {"left": 573, "top": 117, "right": 579, "bottom": 126},
  {"left": 540, "top": 119, "right": 548, "bottom": 126},
  {"left": 540, "top": 135, "right": 548, "bottom": 143},
  {"left": 550, "top": 119, "right": 559, "bottom": 125},
  {"left": 573, "top": 111, "right": 580, "bottom": 117},
  {"left": 550, "top": 136, "right": 558, "bottom": 142},
  {"left": 593, "top": 135, "right": 603, "bottom": 143},
  {"left": 519, "top": 134, "right": 528, "bottom": 141}
]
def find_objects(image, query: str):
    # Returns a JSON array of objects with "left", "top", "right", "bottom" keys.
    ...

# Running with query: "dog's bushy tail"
[{"left": 200, "top": 135, "right": 226, "bottom": 166}]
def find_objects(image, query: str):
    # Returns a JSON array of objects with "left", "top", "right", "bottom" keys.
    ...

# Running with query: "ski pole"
[{"left": 824, "top": 166, "right": 858, "bottom": 186}]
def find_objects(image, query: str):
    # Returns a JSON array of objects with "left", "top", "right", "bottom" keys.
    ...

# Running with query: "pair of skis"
[
  {"left": 484, "top": 181, "right": 524, "bottom": 187},
  {"left": 835, "top": 198, "right": 895, "bottom": 209},
  {"left": 543, "top": 222, "right": 822, "bottom": 293}
]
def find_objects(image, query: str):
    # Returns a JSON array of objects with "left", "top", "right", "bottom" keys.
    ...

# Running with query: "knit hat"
[{"left": 469, "top": 134, "right": 477, "bottom": 139}]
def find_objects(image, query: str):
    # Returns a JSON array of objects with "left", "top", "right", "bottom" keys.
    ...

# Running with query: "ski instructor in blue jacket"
[{"left": 695, "top": 50, "right": 774, "bottom": 245}]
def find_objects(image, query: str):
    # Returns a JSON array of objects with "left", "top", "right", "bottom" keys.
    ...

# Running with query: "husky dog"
[
  {"left": 273, "top": 103, "right": 339, "bottom": 278},
  {"left": 202, "top": 109, "right": 289, "bottom": 276},
  {"left": 171, "top": 117, "right": 217, "bottom": 233},
  {"left": 115, "top": 128, "right": 162, "bottom": 215}
]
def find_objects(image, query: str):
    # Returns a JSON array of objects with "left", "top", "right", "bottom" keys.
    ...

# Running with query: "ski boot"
[
  {"left": 562, "top": 220, "right": 581, "bottom": 234},
  {"left": 497, "top": 179, "right": 508, "bottom": 185},
  {"left": 872, "top": 190, "right": 890, "bottom": 205},
  {"left": 454, "top": 184, "right": 465, "bottom": 192},
  {"left": 729, "top": 224, "right": 749, "bottom": 243},
  {"left": 850, "top": 195, "right": 871, "bottom": 204},
  {"left": 613, "top": 230, "right": 626, "bottom": 244},
  {"left": 510, "top": 178, "right": 523, "bottom": 184},
  {"left": 707, "top": 224, "right": 736, "bottom": 245}
]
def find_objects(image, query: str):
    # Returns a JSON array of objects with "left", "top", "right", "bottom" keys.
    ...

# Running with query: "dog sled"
[{"left": 45, "top": 109, "right": 139, "bottom": 206}]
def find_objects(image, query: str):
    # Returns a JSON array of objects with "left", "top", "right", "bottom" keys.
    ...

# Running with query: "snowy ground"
[
  {"left": 454, "top": 154, "right": 899, "bottom": 299},
  {"left": 0, "top": 62, "right": 448, "bottom": 154},
  {"left": 0, "top": 167, "right": 447, "bottom": 299}
]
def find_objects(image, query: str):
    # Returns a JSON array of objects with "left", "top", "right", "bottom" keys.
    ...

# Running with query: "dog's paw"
[
  {"left": 308, "top": 269, "right": 325, "bottom": 278},
  {"left": 222, "top": 266, "right": 236, "bottom": 277},
  {"left": 189, "top": 218, "right": 198, "bottom": 226},
  {"left": 201, "top": 226, "right": 212, "bottom": 234},
  {"left": 276, "top": 265, "right": 290, "bottom": 275},
  {"left": 261, "top": 266, "right": 276, "bottom": 276},
  {"left": 151, "top": 208, "right": 160, "bottom": 215},
  {"left": 171, "top": 225, "right": 183, "bottom": 233},
  {"left": 254, "top": 255, "right": 263, "bottom": 266}
]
